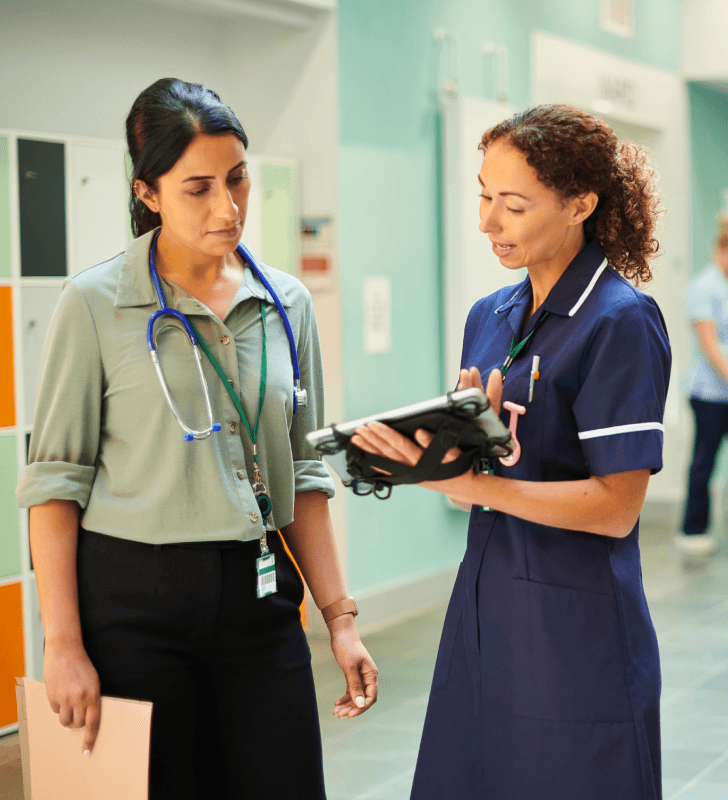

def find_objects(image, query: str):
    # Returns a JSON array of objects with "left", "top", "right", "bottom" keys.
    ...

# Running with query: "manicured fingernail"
[
  {"left": 355, "top": 696, "right": 365, "bottom": 708},
  {"left": 83, "top": 750, "right": 91, "bottom": 757}
]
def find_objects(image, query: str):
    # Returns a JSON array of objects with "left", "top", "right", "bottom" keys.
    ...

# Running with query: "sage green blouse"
[{"left": 16, "top": 229, "right": 335, "bottom": 544}]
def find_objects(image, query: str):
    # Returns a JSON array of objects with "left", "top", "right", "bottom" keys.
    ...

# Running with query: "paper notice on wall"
[
  {"left": 363, "top": 276, "right": 391, "bottom": 354},
  {"left": 300, "top": 216, "right": 334, "bottom": 290}
]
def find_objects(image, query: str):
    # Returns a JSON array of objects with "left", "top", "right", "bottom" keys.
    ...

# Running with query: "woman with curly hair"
[{"left": 352, "top": 104, "right": 669, "bottom": 799}]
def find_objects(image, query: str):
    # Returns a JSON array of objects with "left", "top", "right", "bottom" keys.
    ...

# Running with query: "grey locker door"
[
  {"left": 18, "top": 139, "right": 67, "bottom": 276},
  {"left": 21, "top": 286, "right": 64, "bottom": 423}
]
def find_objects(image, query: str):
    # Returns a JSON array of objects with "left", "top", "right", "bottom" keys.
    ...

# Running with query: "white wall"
[
  {"left": 0, "top": 0, "right": 348, "bottom": 582},
  {"left": 681, "top": 0, "right": 728, "bottom": 82}
]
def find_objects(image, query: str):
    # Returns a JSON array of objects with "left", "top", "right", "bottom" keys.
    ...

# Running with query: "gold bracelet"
[{"left": 321, "top": 596, "right": 359, "bottom": 624}]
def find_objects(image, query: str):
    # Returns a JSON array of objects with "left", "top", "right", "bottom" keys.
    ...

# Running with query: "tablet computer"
[{"left": 307, "top": 388, "right": 512, "bottom": 485}]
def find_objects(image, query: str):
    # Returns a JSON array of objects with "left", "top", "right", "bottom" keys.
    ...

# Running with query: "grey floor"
[
  {"left": 314, "top": 518, "right": 728, "bottom": 800},
  {"left": 1, "top": 519, "right": 727, "bottom": 799}
]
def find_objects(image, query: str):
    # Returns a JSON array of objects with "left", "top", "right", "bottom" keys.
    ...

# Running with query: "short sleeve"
[
  {"left": 288, "top": 293, "right": 336, "bottom": 498},
  {"left": 687, "top": 272, "right": 718, "bottom": 322},
  {"left": 460, "top": 298, "right": 487, "bottom": 371},
  {"left": 16, "top": 280, "right": 103, "bottom": 508},
  {"left": 572, "top": 297, "right": 671, "bottom": 476}
]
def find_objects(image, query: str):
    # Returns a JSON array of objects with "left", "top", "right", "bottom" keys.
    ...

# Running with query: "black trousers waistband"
[{"left": 79, "top": 527, "right": 263, "bottom": 550}]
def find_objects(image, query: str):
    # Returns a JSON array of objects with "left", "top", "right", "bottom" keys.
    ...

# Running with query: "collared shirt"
[
  {"left": 686, "top": 262, "right": 728, "bottom": 402},
  {"left": 462, "top": 239, "right": 671, "bottom": 482},
  {"left": 16, "top": 229, "right": 335, "bottom": 544}
]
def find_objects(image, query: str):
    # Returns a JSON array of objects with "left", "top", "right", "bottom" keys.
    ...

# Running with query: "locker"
[
  {"left": 0, "top": 136, "right": 10, "bottom": 279},
  {"left": 0, "top": 581, "right": 25, "bottom": 729},
  {"left": 20, "top": 285, "right": 63, "bottom": 423},
  {"left": 70, "top": 141, "right": 129, "bottom": 275},
  {"left": 18, "top": 138, "right": 67, "bottom": 277},
  {"left": 0, "top": 287, "right": 16, "bottom": 427},
  {"left": 28, "top": 576, "right": 44, "bottom": 682},
  {"left": 0, "top": 436, "right": 22, "bottom": 579}
]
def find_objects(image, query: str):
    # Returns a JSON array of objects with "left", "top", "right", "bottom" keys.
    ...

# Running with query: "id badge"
[{"left": 256, "top": 552, "right": 277, "bottom": 598}]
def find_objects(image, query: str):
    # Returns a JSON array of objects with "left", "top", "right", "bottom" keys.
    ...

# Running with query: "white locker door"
[{"left": 69, "top": 142, "right": 129, "bottom": 275}]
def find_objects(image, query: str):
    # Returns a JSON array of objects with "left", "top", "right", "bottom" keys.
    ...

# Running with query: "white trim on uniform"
[
  {"left": 568, "top": 258, "right": 609, "bottom": 317},
  {"left": 494, "top": 285, "right": 527, "bottom": 314},
  {"left": 578, "top": 422, "right": 665, "bottom": 440}
]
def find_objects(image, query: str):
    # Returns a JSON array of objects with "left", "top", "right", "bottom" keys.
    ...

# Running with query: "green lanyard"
[
  {"left": 501, "top": 310, "right": 550, "bottom": 378},
  {"left": 187, "top": 304, "right": 273, "bottom": 524}
]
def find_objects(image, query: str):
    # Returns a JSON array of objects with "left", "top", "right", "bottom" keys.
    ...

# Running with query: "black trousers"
[
  {"left": 682, "top": 396, "right": 728, "bottom": 535},
  {"left": 76, "top": 528, "right": 326, "bottom": 800}
]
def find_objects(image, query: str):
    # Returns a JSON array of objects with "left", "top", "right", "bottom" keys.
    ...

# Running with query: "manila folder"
[{"left": 15, "top": 677, "right": 153, "bottom": 800}]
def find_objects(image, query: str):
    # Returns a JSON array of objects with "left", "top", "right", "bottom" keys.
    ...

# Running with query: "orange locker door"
[
  {"left": 0, "top": 582, "right": 25, "bottom": 728},
  {"left": 0, "top": 287, "right": 15, "bottom": 428}
]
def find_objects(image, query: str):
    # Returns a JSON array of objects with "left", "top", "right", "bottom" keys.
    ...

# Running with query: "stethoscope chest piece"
[{"left": 294, "top": 383, "right": 308, "bottom": 411}]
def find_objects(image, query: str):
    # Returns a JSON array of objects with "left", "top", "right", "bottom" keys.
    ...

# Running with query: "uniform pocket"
[
  {"left": 432, "top": 563, "right": 465, "bottom": 690},
  {"left": 497, "top": 373, "right": 545, "bottom": 479},
  {"left": 273, "top": 533, "right": 305, "bottom": 609},
  {"left": 511, "top": 578, "right": 632, "bottom": 722}
]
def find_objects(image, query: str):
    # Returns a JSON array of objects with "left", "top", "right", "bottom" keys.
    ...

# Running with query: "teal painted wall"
[
  {"left": 338, "top": 0, "right": 682, "bottom": 596},
  {"left": 688, "top": 83, "right": 728, "bottom": 274}
]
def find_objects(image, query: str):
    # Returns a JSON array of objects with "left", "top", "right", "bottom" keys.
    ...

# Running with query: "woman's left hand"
[
  {"left": 351, "top": 424, "right": 461, "bottom": 484},
  {"left": 328, "top": 616, "right": 378, "bottom": 718}
]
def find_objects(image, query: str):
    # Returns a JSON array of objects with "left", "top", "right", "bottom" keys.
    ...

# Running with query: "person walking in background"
[{"left": 679, "top": 217, "right": 728, "bottom": 559}]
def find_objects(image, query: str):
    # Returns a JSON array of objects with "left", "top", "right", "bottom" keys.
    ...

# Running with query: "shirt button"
[
  {"left": 249, "top": 512, "right": 259, "bottom": 523},
  {"left": 229, "top": 422, "right": 237, "bottom": 433},
  {"left": 221, "top": 335, "right": 231, "bottom": 345},
  {"left": 236, "top": 469, "right": 245, "bottom": 480}
]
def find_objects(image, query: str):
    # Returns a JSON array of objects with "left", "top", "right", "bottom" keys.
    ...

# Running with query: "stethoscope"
[{"left": 146, "top": 229, "right": 307, "bottom": 441}]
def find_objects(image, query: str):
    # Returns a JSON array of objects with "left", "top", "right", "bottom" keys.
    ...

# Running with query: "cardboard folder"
[{"left": 15, "top": 677, "right": 152, "bottom": 800}]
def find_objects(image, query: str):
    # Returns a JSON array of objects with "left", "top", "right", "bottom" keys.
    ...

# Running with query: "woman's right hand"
[
  {"left": 43, "top": 640, "right": 101, "bottom": 756},
  {"left": 458, "top": 366, "right": 503, "bottom": 415}
]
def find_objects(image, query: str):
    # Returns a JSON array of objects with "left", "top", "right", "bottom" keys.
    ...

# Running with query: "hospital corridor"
[{"left": 1, "top": 0, "right": 728, "bottom": 798}]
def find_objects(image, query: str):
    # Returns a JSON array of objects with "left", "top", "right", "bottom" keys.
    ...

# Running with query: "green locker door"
[
  {"left": 18, "top": 138, "right": 67, "bottom": 277},
  {"left": 0, "top": 436, "right": 21, "bottom": 579}
]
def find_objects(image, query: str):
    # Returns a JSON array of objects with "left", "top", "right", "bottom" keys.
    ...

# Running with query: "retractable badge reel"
[{"left": 252, "top": 449, "right": 277, "bottom": 598}]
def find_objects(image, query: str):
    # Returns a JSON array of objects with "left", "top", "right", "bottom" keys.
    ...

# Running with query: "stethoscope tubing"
[{"left": 146, "top": 230, "right": 305, "bottom": 441}]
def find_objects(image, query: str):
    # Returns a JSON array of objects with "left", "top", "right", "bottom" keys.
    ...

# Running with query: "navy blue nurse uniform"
[{"left": 411, "top": 241, "right": 670, "bottom": 800}]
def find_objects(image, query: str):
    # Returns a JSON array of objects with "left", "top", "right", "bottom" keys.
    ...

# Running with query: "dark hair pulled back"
[
  {"left": 126, "top": 78, "right": 248, "bottom": 238},
  {"left": 480, "top": 104, "right": 663, "bottom": 285}
]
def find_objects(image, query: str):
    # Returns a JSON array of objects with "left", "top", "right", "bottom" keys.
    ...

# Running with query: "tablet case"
[{"left": 309, "top": 389, "right": 512, "bottom": 498}]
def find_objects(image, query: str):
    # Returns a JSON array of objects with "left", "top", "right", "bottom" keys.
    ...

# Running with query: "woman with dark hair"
[
  {"left": 352, "top": 105, "right": 669, "bottom": 799},
  {"left": 17, "top": 78, "right": 377, "bottom": 800}
]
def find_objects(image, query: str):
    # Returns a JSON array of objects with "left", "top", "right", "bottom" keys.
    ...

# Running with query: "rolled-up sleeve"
[
  {"left": 289, "top": 293, "right": 335, "bottom": 498},
  {"left": 16, "top": 280, "right": 103, "bottom": 509}
]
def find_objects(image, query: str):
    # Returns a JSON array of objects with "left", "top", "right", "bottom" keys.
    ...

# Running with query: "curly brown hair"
[{"left": 479, "top": 104, "right": 663, "bottom": 285}]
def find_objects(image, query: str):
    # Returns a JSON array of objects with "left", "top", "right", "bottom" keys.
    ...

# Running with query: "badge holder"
[{"left": 254, "top": 466, "right": 277, "bottom": 598}]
